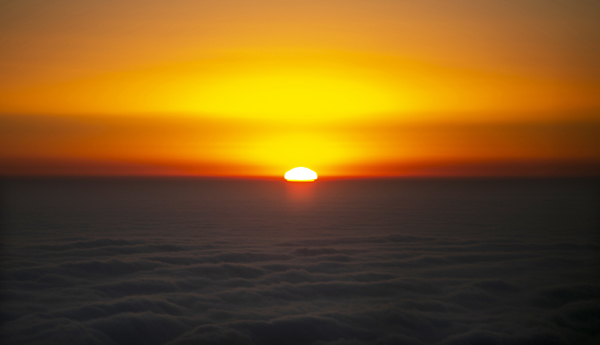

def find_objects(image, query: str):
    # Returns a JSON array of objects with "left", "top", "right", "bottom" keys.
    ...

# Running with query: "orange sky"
[{"left": 1, "top": 0, "right": 599, "bottom": 177}]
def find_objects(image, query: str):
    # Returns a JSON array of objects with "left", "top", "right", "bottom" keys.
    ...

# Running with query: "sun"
[{"left": 285, "top": 167, "right": 318, "bottom": 182}]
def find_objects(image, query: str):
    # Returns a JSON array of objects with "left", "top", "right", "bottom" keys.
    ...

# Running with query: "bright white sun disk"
[{"left": 285, "top": 167, "right": 317, "bottom": 181}]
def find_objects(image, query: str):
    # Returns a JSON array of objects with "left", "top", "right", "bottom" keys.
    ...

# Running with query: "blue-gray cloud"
[
  {"left": 2, "top": 178, "right": 599, "bottom": 344},
  {"left": 2, "top": 232, "right": 599, "bottom": 345}
]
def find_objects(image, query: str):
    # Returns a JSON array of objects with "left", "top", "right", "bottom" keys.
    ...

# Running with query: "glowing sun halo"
[{"left": 285, "top": 167, "right": 317, "bottom": 182}]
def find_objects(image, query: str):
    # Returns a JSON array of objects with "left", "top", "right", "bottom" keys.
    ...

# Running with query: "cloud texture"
[{"left": 1, "top": 178, "right": 599, "bottom": 344}]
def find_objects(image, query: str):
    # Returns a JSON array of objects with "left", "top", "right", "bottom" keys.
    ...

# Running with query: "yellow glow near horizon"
[
  {"left": 226, "top": 130, "right": 365, "bottom": 176},
  {"left": 196, "top": 68, "right": 397, "bottom": 120},
  {"left": 285, "top": 167, "right": 318, "bottom": 181}
]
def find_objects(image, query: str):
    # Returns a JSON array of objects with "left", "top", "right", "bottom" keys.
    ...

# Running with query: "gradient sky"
[{"left": 1, "top": 0, "right": 599, "bottom": 177}]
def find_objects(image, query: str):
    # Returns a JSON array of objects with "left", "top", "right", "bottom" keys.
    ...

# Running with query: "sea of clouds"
[{"left": 1, "top": 178, "right": 599, "bottom": 344}]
